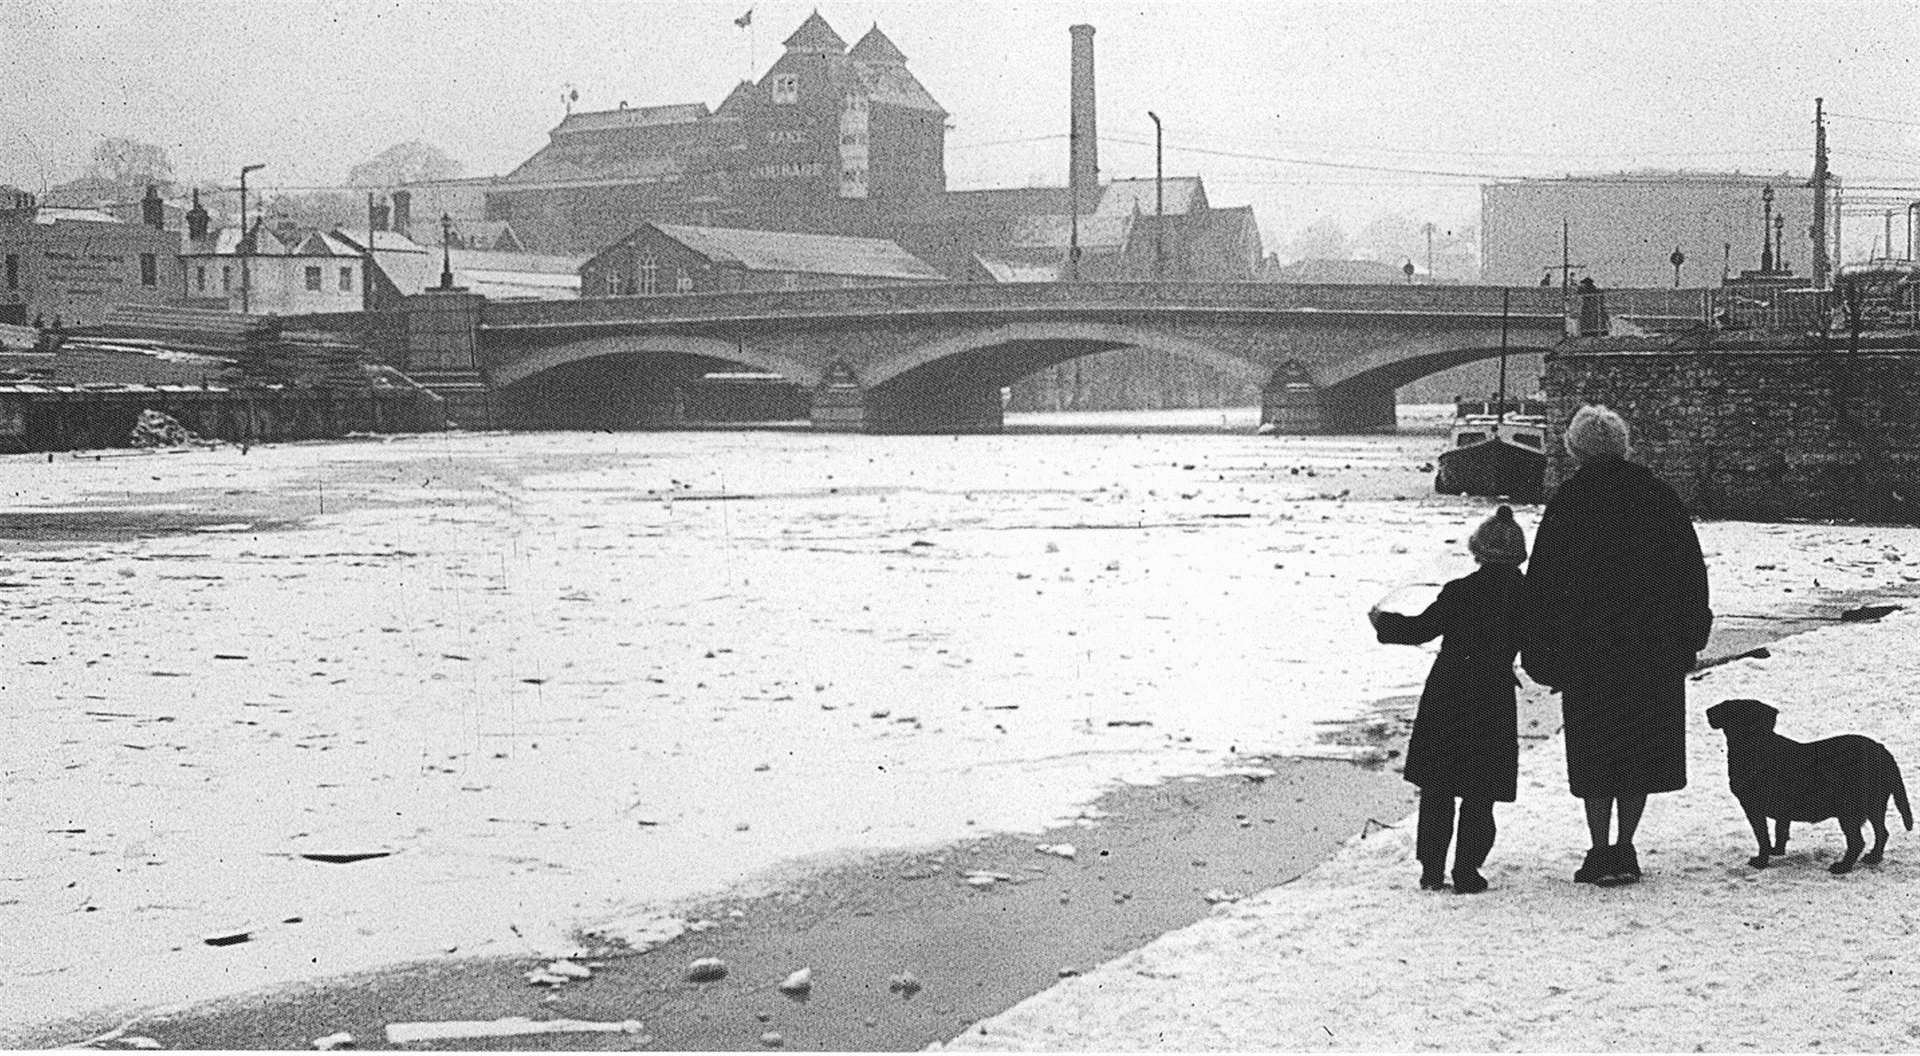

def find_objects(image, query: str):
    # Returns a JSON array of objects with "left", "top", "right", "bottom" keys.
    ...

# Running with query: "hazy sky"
[{"left": 5, "top": 0, "right": 1917, "bottom": 255}]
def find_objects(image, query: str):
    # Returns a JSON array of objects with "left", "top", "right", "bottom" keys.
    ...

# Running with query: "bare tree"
[
  {"left": 48, "top": 136, "right": 179, "bottom": 204},
  {"left": 89, "top": 136, "right": 177, "bottom": 191},
  {"left": 1282, "top": 218, "right": 1352, "bottom": 263},
  {"left": 347, "top": 141, "right": 464, "bottom": 187}
]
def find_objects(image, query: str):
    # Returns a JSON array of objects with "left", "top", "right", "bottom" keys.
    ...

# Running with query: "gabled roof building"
[
  {"left": 487, "top": 15, "right": 948, "bottom": 255},
  {"left": 580, "top": 222, "right": 942, "bottom": 296}
]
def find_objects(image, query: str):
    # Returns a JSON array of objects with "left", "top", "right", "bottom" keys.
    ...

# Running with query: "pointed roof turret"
[
  {"left": 783, "top": 10, "right": 846, "bottom": 53},
  {"left": 849, "top": 24, "right": 907, "bottom": 64}
]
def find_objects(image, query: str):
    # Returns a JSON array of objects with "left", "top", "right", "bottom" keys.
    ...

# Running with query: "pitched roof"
[
  {"left": 851, "top": 60, "right": 944, "bottom": 114},
  {"left": 972, "top": 255, "right": 1061, "bottom": 283},
  {"left": 651, "top": 224, "right": 942, "bottom": 280},
  {"left": 32, "top": 206, "right": 123, "bottom": 225},
  {"left": 554, "top": 103, "right": 710, "bottom": 136},
  {"left": 1098, "top": 176, "right": 1205, "bottom": 217},
  {"left": 783, "top": 11, "right": 847, "bottom": 53},
  {"left": 448, "top": 247, "right": 588, "bottom": 276},
  {"left": 849, "top": 24, "right": 907, "bottom": 63},
  {"left": 330, "top": 228, "right": 430, "bottom": 254},
  {"left": 715, "top": 80, "right": 757, "bottom": 118}
]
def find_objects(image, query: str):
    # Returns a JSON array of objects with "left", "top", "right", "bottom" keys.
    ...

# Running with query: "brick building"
[
  {"left": 0, "top": 186, "right": 181, "bottom": 327},
  {"left": 484, "top": 14, "right": 947, "bottom": 256}
]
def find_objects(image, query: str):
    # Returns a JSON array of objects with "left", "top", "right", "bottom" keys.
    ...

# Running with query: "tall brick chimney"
[
  {"left": 185, "top": 188, "right": 209, "bottom": 241},
  {"left": 1068, "top": 23, "right": 1098, "bottom": 216},
  {"left": 141, "top": 184, "right": 164, "bottom": 229}
]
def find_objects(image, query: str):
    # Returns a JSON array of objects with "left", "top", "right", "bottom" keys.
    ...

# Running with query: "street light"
[
  {"left": 238, "top": 163, "right": 264, "bottom": 313},
  {"left": 1146, "top": 110, "right": 1164, "bottom": 282},
  {"left": 439, "top": 213, "right": 456, "bottom": 290},
  {"left": 1670, "top": 246, "right": 1685, "bottom": 288}
]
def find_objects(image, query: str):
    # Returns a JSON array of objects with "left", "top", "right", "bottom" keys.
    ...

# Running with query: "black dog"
[{"left": 1706, "top": 698, "right": 1913, "bottom": 874}]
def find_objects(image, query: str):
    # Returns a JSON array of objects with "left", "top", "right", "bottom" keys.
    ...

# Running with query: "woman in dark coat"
[
  {"left": 1373, "top": 505, "right": 1528, "bottom": 894},
  {"left": 1521, "top": 405, "right": 1712, "bottom": 887}
]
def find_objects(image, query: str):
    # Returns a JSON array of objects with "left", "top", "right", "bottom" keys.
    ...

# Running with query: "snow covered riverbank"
[
  {"left": 3, "top": 420, "right": 1917, "bottom": 1033},
  {"left": 950, "top": 608, "right": 1920, "bottom": 1052}
]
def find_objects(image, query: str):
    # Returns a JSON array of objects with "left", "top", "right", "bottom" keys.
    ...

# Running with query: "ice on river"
[{"left": 3, "top": 418, "right": 1917, "bottom": 1031}]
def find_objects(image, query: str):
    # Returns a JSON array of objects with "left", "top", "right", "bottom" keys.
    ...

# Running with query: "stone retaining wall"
[{"left": 1544, "top": 339, "right": 1920, "bottom": 523}]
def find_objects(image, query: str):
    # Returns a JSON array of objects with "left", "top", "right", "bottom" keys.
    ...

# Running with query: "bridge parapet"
[{"left": 477, "top": 282, "right": 1676, "bottom": 331}]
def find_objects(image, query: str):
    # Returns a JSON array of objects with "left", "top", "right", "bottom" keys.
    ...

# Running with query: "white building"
[
  {"left": 1481, "top": 172, "right": 1819, "bottom": 289},
  {"left": 180, "top": 224, "right": 368, "bottom": 316}
]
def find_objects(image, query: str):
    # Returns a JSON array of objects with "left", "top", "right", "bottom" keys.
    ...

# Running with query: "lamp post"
[
  {"left": 238, "top": 163, "right": 264, "bottom": 313},
  {"left": 1670, "top": 246, "right": 1685, "bottom": 288},
  {"left": 1402, "top": 260, "right": 1415, "bottom": 284},
  {"left": 439, "top": 213, "right": 455, "bottom": 290},
  {"left": 1147, "top": 110, "right": 1164, "bottom": 282}
]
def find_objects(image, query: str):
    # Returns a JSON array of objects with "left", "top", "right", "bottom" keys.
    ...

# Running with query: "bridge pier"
[
  {"left": 810, "top": 363, "right": 1005, "bottom": 434},
  {"left": 1262, "top": 366, "right": 1398, "bottom": 435},
  {"left": 1261, "top": 364, "right": 1323, "bottom": 434}
]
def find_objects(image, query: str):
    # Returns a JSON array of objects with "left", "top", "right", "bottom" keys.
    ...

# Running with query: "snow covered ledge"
[{"left": 948, "top": 609, "right": 1920, "bottom": 1052}]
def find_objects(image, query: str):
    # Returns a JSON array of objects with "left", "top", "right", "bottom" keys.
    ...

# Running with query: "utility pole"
[
  {"left": 1548, "top": 219, "right": 1588, "bottom": 335},
  {"left": 1810, "top": 98, "right": 1831, "bottom": 287},
  {"left": 1423, "top": 222, "right": 1436, "bottom": 282},
  {"left": 1760, "top": 185, "right": 1775, "bottom": 273},
  {"left": 363, "top": 193, "right": 377, "bottom": 311},
  {"left": 439, "top": 213, "right": 456, "bottom": 290},
  {"left": 238, "top": 163, "right": 264, "bottom": 314},
  {"left": 1147, "top": 110, "right": 1164, "bottom": 282}
]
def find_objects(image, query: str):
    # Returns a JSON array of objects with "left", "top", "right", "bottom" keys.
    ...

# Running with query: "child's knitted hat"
[{"left": 1469, "top": 505, "right": 1528, "bottom": 565}]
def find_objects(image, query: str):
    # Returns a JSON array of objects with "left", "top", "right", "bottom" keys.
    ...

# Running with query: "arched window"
[
  {"left": 606, "top": 270, "right": 622, "bottom": 296},
  {"left": 676, "top": 268, "right": 693, "bottom": 293},
  {"left": 639, "top": 254, "right": 659, "bottom": 295}
]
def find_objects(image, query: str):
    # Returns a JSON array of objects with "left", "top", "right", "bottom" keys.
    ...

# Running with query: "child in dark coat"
[{"left": 1370, "top": 505, "right": 1528, "bottom": 894}]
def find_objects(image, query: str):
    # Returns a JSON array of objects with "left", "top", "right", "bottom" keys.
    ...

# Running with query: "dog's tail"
[{"left": 1895, "top": 756, "right": 1914, "bottom": 831}]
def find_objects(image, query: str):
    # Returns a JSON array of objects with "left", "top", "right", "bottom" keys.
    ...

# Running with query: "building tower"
[{"left": 1068, "top": 24, "right": 1099, "bottom": 216}]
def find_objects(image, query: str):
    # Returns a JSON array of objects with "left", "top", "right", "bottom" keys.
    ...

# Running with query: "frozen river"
[{"left": 5, "top": 410, "right": 1917, "bottom": 1033}]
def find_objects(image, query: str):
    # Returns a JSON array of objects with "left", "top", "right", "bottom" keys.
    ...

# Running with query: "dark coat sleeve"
[{"left": 1374, "top": 583, "right": 1456, "bottom": 647}]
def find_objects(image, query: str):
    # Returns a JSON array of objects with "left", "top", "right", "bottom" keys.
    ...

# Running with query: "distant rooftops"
[
  {"left": 553, "top": 102, "right": 713, "bottom": 137},
  {"left": 614, "top": 223, "right": 944, "bottom": 281}
]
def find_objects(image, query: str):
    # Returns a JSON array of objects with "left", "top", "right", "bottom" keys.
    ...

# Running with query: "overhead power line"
[{"left": 1828, "top": 111, "right": 1920, "bottom": 129}]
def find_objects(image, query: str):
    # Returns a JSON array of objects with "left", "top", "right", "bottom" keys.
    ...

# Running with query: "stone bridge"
[{"left": 392, "top": 282, "right": 1709, "bottom": 433}]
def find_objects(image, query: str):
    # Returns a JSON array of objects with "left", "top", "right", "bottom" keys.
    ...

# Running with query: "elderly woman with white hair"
[{"left": 1520, "top": 404, "right": 1712, "bottom": 887}]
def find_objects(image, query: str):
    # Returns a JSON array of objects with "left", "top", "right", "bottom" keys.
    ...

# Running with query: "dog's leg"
[
  {"left": 1863, "top": 800, "right": 1890, "bottom": 866},
  {"left": 1831, "top": 816, "right": 1866, "bottom": 875},
  {"left": 1772, "top": 817, "right": 1791, "bottom": 856},
  {"left": 1744, "top": 803, "right": 1773, "bottom": 868}
]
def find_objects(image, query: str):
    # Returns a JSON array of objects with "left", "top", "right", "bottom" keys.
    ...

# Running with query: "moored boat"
[
  {"left": 1431, "top": 288, "right": 1545, "bottom": 502},
  {"left": 1434, "top": 406, "right": 1546, "bottom": 502}
]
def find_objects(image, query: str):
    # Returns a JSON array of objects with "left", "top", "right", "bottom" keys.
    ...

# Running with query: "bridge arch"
[
  {"left": 1328, "top": 339, "right": 1561, "bottom": 395},
  {"left": 485, "top": 332, "right": 818, "bottom": 389},
  {"left": 864, "top": 320, "right": 1264, "bottom": 390}
]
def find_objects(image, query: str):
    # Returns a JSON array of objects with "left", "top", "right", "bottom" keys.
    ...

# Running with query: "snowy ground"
[
  {"left": 3, "top": 411, "right": 1918, "bottom": 1036},
  {"left": 948, "top": 610, "right": 1920, "bottom": 1052}
]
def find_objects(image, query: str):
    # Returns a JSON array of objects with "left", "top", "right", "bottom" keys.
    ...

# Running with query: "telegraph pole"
[{"left": 1810, "top": 97, "right": 1831, "bottom": 287}]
